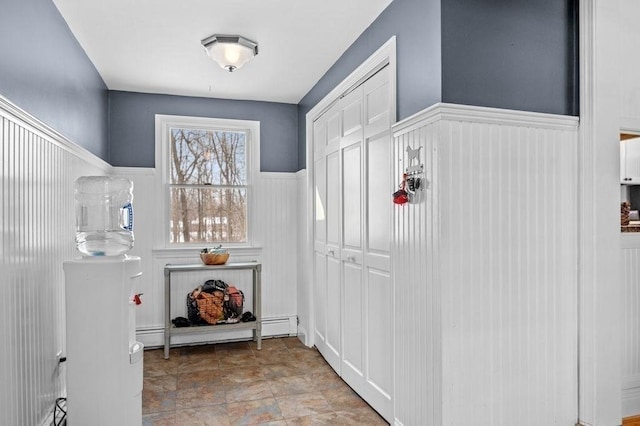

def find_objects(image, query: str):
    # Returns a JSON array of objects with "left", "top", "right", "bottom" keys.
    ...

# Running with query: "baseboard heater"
[{"left": 136, "top": 315, "right": 297, "bottom": 349}]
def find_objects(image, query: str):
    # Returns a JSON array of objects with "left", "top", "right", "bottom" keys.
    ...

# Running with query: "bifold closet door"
[
  {"left": 313, "top": 65, "right": 393, "bottom": 422},
  {"left": 313, "top": 105, "right": 342, "bottom": 373},
  {"left": 340, "top": 84, "right": 365, "bottom": 389},
  {"left": 339, "top": 67, "right": 393, "bottom": 419}
]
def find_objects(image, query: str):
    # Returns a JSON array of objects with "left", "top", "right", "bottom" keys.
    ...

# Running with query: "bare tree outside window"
[{"left": 169, "top": 127, "right": 247, "bottom": 243}]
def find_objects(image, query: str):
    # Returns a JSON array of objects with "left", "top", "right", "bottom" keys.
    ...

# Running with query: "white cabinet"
[
  {"left": 620, "top": 1, "right": 640, "bottom": 130},
  {"left": 621, "top": 136, "right": 640, "bottom": 183},
  {"left": 64, "top": 256, "right": 143, "bottom": 426},
  {"left": 312, "top": 65, "right": 393, "bottom": 421}
]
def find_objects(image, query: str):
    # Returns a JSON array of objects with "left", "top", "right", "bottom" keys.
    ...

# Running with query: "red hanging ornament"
[{"left": 393, "top": 173, "right": 409, "bottom": 205}]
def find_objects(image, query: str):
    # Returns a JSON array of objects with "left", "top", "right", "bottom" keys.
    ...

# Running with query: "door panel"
[
  {"left": 364, "top": 67, "right": 391, "bottom": 138},
  {"left": 343, "top": 89, "right": 363, "bottom": 139},
  {"left": 313, "top": 148, "right": 327, "bottom": 354},
  {"left": 342, "top": 262, "right": 363, "bottom": 374},
  {"left": 326, "top": 152, "right": 340, "bottom": 248},
  {"left": 324, "top": 255, "right": 341, "bottom": 371},
  {"left": 314, "top": 114, "right": 336, "bottom": 368},
  {"left": 323, "top": 107, "right": 342, "bottom": 373},
  {"left": 314, "top": 118, "right": 327, "bottom": 156},
  {"left": 365, "top": 252, "right": 391, "bottom": 272},
  {"left": 313, "top": 252, "right": 327, "bottom": 342},
  {"left": 367, "top": 132, "right": 391, "bottom": 254},
  {"left": 366, "top": 268, "right": 392, "bottom": 396},
  {"left": 366, "top": 82, "right": 389, "bottom": 125},
  {"left": 345, "top": 267, "right": 392, "bottom": 417},
  {"left": 342, "top": 144, "right": 362, "bottom": 251},
  {"left": 357, "top": 65, "right": 393, "bottom": 420},
  {"left": 314, "top": 158, "right": 326, "bottom": 244},
  {"left": 327, "top": 110, "right": 341, "bottom": 149}
]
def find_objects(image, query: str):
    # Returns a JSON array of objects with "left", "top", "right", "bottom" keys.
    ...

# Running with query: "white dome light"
[{"left": 201, "top": 35, "right": 258, "bottom": 72}]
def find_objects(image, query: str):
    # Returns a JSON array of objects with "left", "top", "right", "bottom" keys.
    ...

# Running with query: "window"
[{"left": 156, "top": 115, "right": 259, "bottom": 246}]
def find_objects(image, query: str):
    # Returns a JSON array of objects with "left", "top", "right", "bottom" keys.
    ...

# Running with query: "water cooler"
[{"left": 63, "top": 255, "right": 144, "bottom": 425}]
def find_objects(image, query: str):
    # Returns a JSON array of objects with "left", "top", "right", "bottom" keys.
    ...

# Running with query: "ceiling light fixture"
[{"left": 201, "top": 35, "right": 258, "bottom": 72}]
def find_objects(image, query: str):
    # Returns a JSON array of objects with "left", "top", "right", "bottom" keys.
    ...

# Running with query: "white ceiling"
[{"left": 52, "top": 0, "right": 393, "bottom": 104}]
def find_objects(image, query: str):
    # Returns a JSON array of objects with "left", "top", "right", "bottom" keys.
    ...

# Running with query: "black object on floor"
[
  {"left": 172, "top": 316, "right": 191, "bottom": 327},
  {"left": 241, "top": 311, "right": 256, "bottom": 322}
]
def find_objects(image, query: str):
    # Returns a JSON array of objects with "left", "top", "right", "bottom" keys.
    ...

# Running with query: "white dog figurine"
[{"left": 406, "top": 145, "right": 422, "bottom": 166}]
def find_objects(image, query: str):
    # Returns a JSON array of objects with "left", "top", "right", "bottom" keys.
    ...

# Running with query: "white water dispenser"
[{"left": 63, "top": 254, "right": 144, "bottom": 425}]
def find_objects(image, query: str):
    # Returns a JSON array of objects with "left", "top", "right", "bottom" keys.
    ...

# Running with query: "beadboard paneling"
[
  {"left": 392, "top": 104, "right": 579, "bottom": 426},
  {"left": 439, "top": 116, "right": 578, "bottom": 426},
  {"left": 0, "top": 97, "right": 110, "bottom": 426},
  {"left": 623, "top": 247, "right": 640, "bottom": 383},
  {"left": 254, "top": 173, "right": 298, "bottom": 319},
  {"left": 393, "top": 121, "right": 441, "bottom": 426},
  {"left": 296, "top": 169, "right": 310, "bottom": 343},
  {"left": 123, "top": 170, "right": 299, "bottom": 347},
  {"left": 622, "top": 246, "right": 640, "bottom": 416}
]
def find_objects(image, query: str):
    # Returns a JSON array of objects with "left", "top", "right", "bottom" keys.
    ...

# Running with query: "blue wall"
[
  {"left": 297, "top": 0, "right": 579, "bottom": 170},
  {"left": 441, "top": 0, "right": 579, "bottom": 115},
  {"left": 0, "top": 0, "right": 109, "bottom": 160},
  {"left": 297, "top": 0, "right": 442, "bottom": 170},
  {"left": 109, "top": 91, "right": 298, "bottom": 172},
  {"left": 0, "top": 0, "right": 578, "bottom": 172}
]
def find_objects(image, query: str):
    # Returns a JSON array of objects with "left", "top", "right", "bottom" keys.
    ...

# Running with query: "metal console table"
[{"left": 164, "top": 262, "right": 262, "bottom": 359}]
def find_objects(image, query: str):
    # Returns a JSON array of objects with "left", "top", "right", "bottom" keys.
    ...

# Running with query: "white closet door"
[
  {"left": 313, "top": 154, "right": 327, "bottom": 351},
  {"left": 324, "top": 149, "right": 341, "bottom": 371},
  {"left": 340, "top": 85, "right": 365, "bottom": 384},
  {"left": 362, "top": 66, "right": 393, "bottom": 416},
  {"left": 312, "top": 64, "right": 393, "bottom": 423},
  {"left": 313, "top": 104, "right": 342, "bottom": 372},
  {"left": 340, "top": 67, "right": 393, "bottom": 419}
]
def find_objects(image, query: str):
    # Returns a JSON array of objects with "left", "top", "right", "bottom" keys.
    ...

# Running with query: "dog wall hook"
[
  {"left": 405, "top": 145, "right": 424, "bottom": 175},
  {"left": 406, "top": 145, "right": 422, "bottom": 167}
]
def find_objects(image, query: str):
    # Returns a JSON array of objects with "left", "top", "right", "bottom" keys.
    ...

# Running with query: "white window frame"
[{"left": 155, "top": 114, "right": 260, "bottom": 249}]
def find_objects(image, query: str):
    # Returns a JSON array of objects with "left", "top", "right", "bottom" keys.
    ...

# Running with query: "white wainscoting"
[
  {"left": 116, "top": 169, "right": 300, "bottom": 348},
  {"left": 392, "top": 103, "right": 579, "bottom": 426},
  {"left": 621, "top": 245, "right": 640, "bottom": 417},
  {"left": 392, "top": 114, "right": 441, "bottom": 426},
  {"left": 296, "top": 169, "right": 310, "bottom": 345},
  {"left": 0, "top": 96, "right": 111, "bottom": 426},
  {"left": 0, "top": 92, "right": 301, "bottom": 424}
]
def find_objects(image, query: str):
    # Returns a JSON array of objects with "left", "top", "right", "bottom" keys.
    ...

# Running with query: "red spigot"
[{"left": 133, "top": 293, "right": 143, "bottom": 305}]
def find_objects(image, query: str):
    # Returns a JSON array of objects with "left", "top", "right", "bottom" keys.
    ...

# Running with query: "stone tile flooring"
[{"left": 142, "top": 337, "right": 388, "bottom": 425}]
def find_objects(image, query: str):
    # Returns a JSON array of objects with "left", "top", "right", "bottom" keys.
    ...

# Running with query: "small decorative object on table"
[
  {"left": 622, "top": 201, "right": 631, "bottom": 226},
  {"left": 200, "top": 245, "right": 230, "bottom": 265}
]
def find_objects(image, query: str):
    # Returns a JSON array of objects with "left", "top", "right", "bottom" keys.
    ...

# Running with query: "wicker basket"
[{"left": 200, "top": 252, "right": 230, "bottom": 265}]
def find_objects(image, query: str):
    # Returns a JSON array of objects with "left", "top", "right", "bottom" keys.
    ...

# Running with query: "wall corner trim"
[
  {"left": 393, "top": 102, "right": 580, "bottom": 136},
  {"left": 0, "top": 95, "right": 112, "bottom": 171}
]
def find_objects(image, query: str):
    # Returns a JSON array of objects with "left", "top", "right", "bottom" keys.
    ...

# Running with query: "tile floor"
[{"left": 142, "top": 337, "right": 388, "bottom": 425}]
